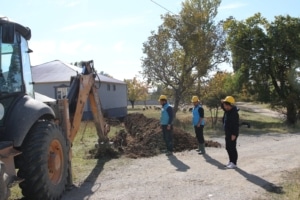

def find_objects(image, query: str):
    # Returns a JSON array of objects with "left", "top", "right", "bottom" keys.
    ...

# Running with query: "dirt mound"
[{"left": 112, "top": 113, "right": 221, "bottom": 158}]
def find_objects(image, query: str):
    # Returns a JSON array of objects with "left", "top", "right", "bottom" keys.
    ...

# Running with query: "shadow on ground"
[
  {"left": 203, "top": 153, "right": 284, "bottom": 194},
  {"left": 62, "top": 156, "right": 113, "bottom": 200},
  {"left": 235, "top": 168, "right": 284, "bottom": 194},
  {"left": 167, "top": 154, "right": 190, "bottom": 172}
]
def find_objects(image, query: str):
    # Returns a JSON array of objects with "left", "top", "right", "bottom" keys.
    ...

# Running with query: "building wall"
[
  {"left": 33, "top": 81, "right": 127, "bottom": 119},
  {"left": 34, "top": 82, "right": 62, "bottom": 99},
  {"left": 84, "top": 82, "right": 128, "bottom": 119},
  {"left": 99, "top": 82, "right": 127, "bottom": 109}
]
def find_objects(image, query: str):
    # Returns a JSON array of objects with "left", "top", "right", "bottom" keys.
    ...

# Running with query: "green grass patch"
[
  {"left": 264, "top": 168, "right": 300, "bottom": 200},
  {"left": 71, "top": 121, "right": 124, "bottom": 182}
]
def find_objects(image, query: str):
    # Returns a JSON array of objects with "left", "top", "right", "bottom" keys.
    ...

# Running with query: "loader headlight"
[{"left": 0, "top": 103, "right": 4, "bottom": 120}]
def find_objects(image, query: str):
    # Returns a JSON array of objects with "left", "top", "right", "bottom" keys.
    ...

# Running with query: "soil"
[
  {"left": 110, "top": 113, "right": 221, "bottom": 158},
  {"left": 61, "top": 107, "right": 300, "bottom": 200}
]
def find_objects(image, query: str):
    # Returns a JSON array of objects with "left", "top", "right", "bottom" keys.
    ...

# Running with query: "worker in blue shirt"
[
  {"left": 191, "top": 96, "right": 206, "bottom": 154},
  {"left": 158, "top": 95, "right": 173, "bottom": 156}
]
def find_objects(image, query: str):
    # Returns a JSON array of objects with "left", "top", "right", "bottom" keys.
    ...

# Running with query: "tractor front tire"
[
  {"left": 0, "top": 162, "right": 9, "bottom": 200},
  {"left": 17, "top": 121, "right": 68, "bottom": 200}
]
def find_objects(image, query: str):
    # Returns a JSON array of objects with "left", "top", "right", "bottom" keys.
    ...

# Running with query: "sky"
[{"left": 1, "top": 0, "right": 300, "bottom": 81}]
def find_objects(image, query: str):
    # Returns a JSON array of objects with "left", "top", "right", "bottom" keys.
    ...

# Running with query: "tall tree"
[
  {"left": 141, "top": 0, "right": 228, "bottom": 117},
  {"left": 224, "top": 14, "right": 300, "bottom": 124},
  {"left": 125, "top": 77, "right": 148, "bottom": 108}
]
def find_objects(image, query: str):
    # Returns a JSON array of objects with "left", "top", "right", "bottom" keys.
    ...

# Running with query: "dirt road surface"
[
  {"left": 61, "top": 132, "right": 300, "bottom": 200},
  {"left": 235, "top": 102, "right": 283, "bottom": 119}
]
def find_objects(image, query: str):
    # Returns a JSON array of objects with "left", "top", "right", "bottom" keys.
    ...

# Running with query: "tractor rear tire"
[{"left": 17, "top": 121, "right": 68, "bottom": 200}]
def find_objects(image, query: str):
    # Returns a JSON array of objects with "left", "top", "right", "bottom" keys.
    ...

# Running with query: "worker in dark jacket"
[
  {"left": 159, "top": 95, "right": 174, "bottom": 156},
  {"left": 222, "top": 96, "right": 239, "bottom": 169}
]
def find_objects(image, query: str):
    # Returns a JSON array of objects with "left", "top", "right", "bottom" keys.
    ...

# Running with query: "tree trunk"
[
  {"left": 173, "top": 92, "right": 180, "bottom": 119},
  {"left": 173, "top": 96, "right": 181, "bottom": 120},
  {"left": 286, "top": 100, "right": 297, "bottom": 125},
  {"left": 209, "top": 108, "right": 213, "bottom": 128},
  {"left": 214, "top": 107, "right": 219, "bottom": 126},
  {"left": 286, "top": 95, "right": 297, "bottom": 125},
  {"left": 130, "top": 100, "right": 135, "bottom": 109}
]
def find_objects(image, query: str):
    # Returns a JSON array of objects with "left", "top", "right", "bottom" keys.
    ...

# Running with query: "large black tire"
[
  {"left": 17, "top": 121, "right": 68, "bottom": 200},
  {"left": 0, "top": 162, "right": 9, "bottom": 200}
]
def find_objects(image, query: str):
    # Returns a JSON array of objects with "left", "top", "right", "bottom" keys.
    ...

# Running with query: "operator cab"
[{"left": 0, "top": 17, "right": 34, "bottom": 98}]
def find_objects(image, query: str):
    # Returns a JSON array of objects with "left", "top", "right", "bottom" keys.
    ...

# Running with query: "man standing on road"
[
  {"left": 191, "top": 96, "right": 206, "bottom": 155},
  {"left": 159, "top": 95, "right": 174, "bottom": 156},
  {"left": 222, "top": 96, "right": 239, "bottom": 169}
]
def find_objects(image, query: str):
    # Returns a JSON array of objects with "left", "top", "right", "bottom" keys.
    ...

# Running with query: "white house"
[{"left": 31, "top": 60, "right": 127, "bottom": 119}]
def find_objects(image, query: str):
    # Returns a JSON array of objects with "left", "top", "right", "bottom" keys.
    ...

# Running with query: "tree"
[
  {"left": 224, "top": 14, "right": 300, "bottom": 124},
  {"left": 125, "top": 77, "right": 148, "bottom": 108},
  {"left": 99, "top": 71, "right": 113, "bottom": 78},
  {"left": 7, "top": 45, "right": 22, "bottom": 91},
  {"left": 149, "top": 84, "right": 171, "bottom": 103},
  {"left": 203, "top": 71, "right": 234, "bottom": 127},
  {"left": 141, "top": 0, "right": 228, "bottom": 118}
]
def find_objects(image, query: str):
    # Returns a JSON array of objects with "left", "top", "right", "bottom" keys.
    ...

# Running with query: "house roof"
[{"left": 32, "top": 60, "right": 126, "bottom": 85}]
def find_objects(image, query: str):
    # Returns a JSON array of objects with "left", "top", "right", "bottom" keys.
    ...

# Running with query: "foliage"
[
  {"left": 141, "top": 0, "right": 228, "bottom": 117},
  {"left": 124, "top": 77, "right": 148, "bottom": 108},
  {"left": 149, "top": 84, "right": 168, "bottom": 102},
  {"left": 202, "top": 71, "right": 234, "bottom": 127},
  {"left": 224, "top": 13, "right": 300, "bottom": 124},
  {"left": 7, "top": 45, "right": 22, "bottom": 90},
  {"left": 99, "top": 71, "right": 113, "bottom": 78}
]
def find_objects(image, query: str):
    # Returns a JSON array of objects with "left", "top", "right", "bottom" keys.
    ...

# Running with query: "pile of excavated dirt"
[{"left": 111, "top": 113, "right": 221, "bottom": 158}]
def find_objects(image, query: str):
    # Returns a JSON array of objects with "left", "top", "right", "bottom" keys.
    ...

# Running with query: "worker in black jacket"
[{"left": 221, "top": 96, "right": 239, "bottom": 169}]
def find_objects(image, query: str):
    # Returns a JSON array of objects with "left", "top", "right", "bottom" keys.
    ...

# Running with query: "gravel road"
[{"left": 61, "top": 132, "right": 300, "bottom": 200}]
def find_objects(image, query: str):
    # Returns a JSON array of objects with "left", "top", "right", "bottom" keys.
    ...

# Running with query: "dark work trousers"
[
  {"left": 162, "top": 125, "right": 173, "bottom": 152},
  {"left": 225, "top": 136, "right": 238, "bottom": 165},
  {"left": 194, "top": 125, "right": 205, "bottom": 144}
]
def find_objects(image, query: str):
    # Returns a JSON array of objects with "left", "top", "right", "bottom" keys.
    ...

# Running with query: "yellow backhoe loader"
[{"left": 0, "top": 17, "right": 110, "bottom": 200}]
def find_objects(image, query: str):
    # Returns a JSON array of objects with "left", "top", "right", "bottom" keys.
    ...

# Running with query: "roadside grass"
[
  {"left": 127, "top": 105, "right": 296, "bottom": 136},
  {"left": 70, "top": 121, "right": 125, "bottom": 182},
  {"left": 264, "top": 168, "right": 300, "bottom": 200}
]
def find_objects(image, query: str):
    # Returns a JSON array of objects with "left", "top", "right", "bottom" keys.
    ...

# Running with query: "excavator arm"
[
  {"left": 58, "top": 60, "right": 109, "bottom": 144},
  {"left": 57, "top": 60, "right": 110, "bottom": 186}
]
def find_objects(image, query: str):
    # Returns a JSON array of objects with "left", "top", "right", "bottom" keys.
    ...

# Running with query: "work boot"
[
  {"left": 198, "top": 143, "right": 206, "bottom": 155},
  {"left": 196, "top": 144, "right": 201, "bottom": 152}
]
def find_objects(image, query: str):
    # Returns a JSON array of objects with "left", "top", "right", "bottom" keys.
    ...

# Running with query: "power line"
[
  {"left": 150, "top": 0, "right": 253, "bottom": 55},
  {"left": 150, "top": 0, "right": 176, "bottom": 15}
]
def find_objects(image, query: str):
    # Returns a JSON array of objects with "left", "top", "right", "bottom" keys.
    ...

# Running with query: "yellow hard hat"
[
  {"left": 223, "top": 96, "right": 235, "bottom": 105},
  {"left": 191, "top": 96, "right": 199, "bottom": 103},
  {"left": 158, "top": 95, "right": 167, "bottom": 101}
]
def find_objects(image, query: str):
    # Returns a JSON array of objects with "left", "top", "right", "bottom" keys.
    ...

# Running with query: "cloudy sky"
[{"left": 1, "top": 0, "right": 299, "bottom": 80}]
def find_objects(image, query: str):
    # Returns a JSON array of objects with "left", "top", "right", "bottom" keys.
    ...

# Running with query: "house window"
[
  {"left": 56, "top": 87, "right": 69, "bottom": 99},
  {"left": 113, "top": 84, "right": 116, "bottom": 91},
  {"left": 107, "top": 84, "right": 110, "bottom": 91}
]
